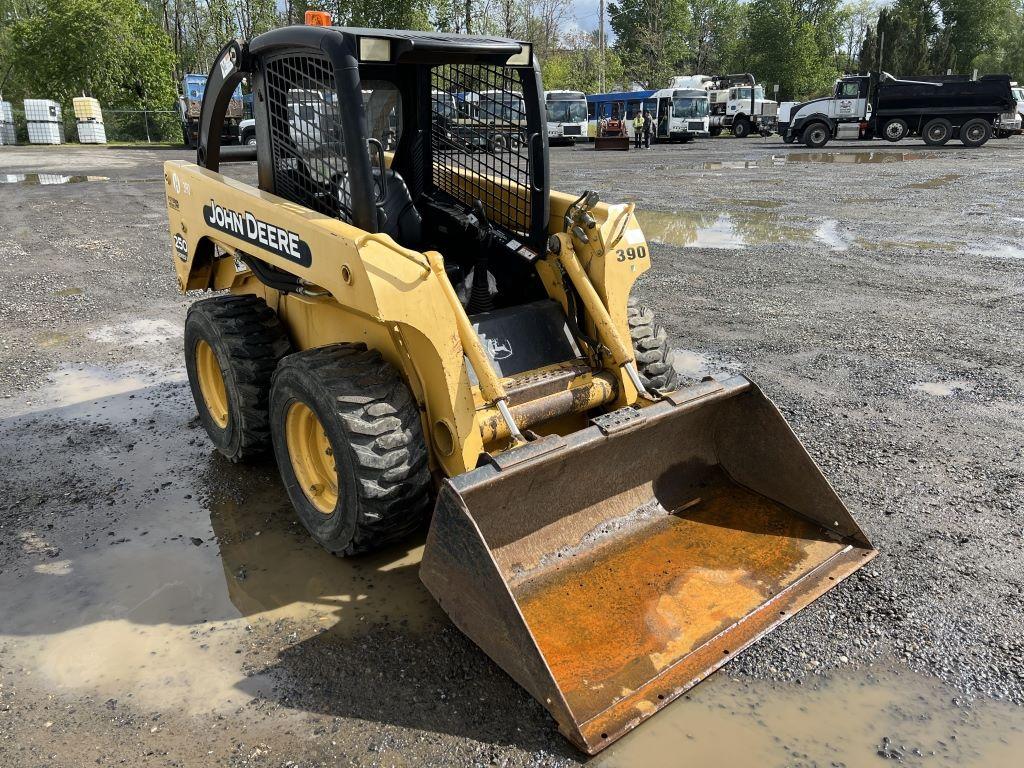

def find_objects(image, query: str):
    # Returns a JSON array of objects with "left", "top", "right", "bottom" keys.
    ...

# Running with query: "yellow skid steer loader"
[{"left": 165, "top": 21, "right": 876, "bottom": 753}]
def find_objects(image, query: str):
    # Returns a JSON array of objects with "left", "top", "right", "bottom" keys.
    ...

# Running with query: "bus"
[
  {"left": 587, "top": 88, "right": 710, "bottom": 142},
  {"left": 545, "top": 90, "right": 588, "bottom": 145}
]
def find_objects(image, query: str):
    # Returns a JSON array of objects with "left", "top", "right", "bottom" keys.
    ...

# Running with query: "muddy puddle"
[
  {"left": 0, "top": 173, "right": 110, "bottom": 185},
  {"left": 971, "top": 242, "right": 1024, "bottom": 259},
  {"left": 2, "top": 362, "right": 180, "bottom": 416},
  {"left": 906, "top": 173, "right": 962, "bottom": 190},
  {"left": 710, "top": 197, "right": 783, "bottom": 209},
  {"left": 634, "top": 209, "right": 982, "bottom": 254},
  {"left": 694, "top": 151, "right": 938, "bottom": 170},
  {"left": 912, "top": 380, "right": 975, "bottom": 397},
  {"left": 0, "top": 367, "right": 441, "bottom": 713},
  {"left": 635, "top": 209, "right": 854, "bottom": 250},
  {"left": 672, "top": 348, "right": 742, "bottom": 379},
  {"left": 784, "top": 150, "right": 939, "bottom": 164},
  {"left": 596, "top": 667, "right": 1024, "bottom": 768},
  {"left": 87, "top": 317, "right": 183, "bottom": 346},
  {"left": 635, "top": 209, "right": 807, "bottom": 248}
]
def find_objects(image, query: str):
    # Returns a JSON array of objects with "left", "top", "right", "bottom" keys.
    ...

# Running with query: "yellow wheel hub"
[
  {"left": 195, "top": 339, "right": 229, "bottom": 428},
  {"left": 285, "top": 401, "right": 339, "bottom": 515}
]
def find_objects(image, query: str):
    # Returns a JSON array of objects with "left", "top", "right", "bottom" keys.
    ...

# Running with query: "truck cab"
[
  {"left": 995, "top": 81, "right": 1023, "bottom": 137},
  {"left": 703, "top": 74, "right": 778, "bottom": 137},
  {"left": 780, "top": 76, "right": 870, "bottom": 146},
  {"left": 827, "top": 77, "right": 870, "bottom": 123}
]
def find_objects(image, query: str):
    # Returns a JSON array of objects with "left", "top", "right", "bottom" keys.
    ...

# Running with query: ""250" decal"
[{"left": 616, "top": 245, "right": 648, "bottom": 262}]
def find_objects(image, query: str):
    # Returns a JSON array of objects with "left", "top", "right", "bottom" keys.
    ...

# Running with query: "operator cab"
[{"left": 198, "top": 26, "right": 550, "bottom": 313}]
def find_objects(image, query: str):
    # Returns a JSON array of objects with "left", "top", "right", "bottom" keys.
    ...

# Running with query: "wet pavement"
[{"left": 2, "top": 140, "right": 1023, "bottom": 765}]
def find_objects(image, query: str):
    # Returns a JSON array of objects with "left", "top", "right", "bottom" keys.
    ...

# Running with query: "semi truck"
[
  {"left": 178, "top": 73, "right": 243, "bottom": 148},
  {"left": 779, "top": 72, "right": 1016, "bottom": 148},
  {"left": 672, "top": 74, "right": 778, "bottom": 137}
]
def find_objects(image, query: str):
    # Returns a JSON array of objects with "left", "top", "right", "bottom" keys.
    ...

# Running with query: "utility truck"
[
  {"left": 780, "top": 72, "right": 1016, "bottom": 148},
  {"left": 672, "top": 74, "right": 777, "bottom": 137}
]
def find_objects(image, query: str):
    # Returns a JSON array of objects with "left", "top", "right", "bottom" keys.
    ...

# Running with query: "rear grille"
[
  {"left": 688, "top": 121, "right": 703, "bottom": 131},
  {"left": 263, "top": 54, "right": 350, "bottom": 221},
  {"left": 431, "top": 63, "right": 532, "bottom": 240},
  {"left": 563, "top": 125, "right": 581, "bottom": 136}
]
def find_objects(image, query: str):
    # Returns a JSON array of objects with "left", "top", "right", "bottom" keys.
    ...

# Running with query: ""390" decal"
[{"left": 616, "top": 245, "right": 648, "bottom": 262}]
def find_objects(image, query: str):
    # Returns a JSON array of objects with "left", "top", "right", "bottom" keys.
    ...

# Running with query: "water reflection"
[
  {"left": 693, "top": 151, "right": 939, "bottom": 170},
  {"left": 635, "top": 209, "right": 813, "bottom": 248},
  {"left": 0, "top": 173, "right": 109, "bottom": 185}
]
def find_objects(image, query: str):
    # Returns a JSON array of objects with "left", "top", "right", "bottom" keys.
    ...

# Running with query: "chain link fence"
[
  {"left": 63, "top": 109, "right": 181, "bottom": 144},
  {"left": 2, "top": 105, "right": 182, "bottom": 145}
]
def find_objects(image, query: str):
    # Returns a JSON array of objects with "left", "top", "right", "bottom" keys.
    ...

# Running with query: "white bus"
[
  {"left": 587, "top": 88, "right": 710, "bottom": 142},
  {"left": 544, "top": 90, "right": 588, "bottom": 144}
]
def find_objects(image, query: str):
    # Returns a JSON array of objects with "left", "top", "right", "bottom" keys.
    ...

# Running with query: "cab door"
[
  {"left": 657, "top": 97, "right": 672, "bottom": 137},
  {"left": 830, "top": 79, "right": 867, "bottom": 121}
]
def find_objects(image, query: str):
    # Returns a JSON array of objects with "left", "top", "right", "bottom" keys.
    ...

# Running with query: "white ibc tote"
[{"left": 24, "top": 99, "right": 64, "bottom": 145}]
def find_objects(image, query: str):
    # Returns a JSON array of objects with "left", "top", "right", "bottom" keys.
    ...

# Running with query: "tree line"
[{"left": 1, "top": 0, "right": 1022, "bottom": 129}]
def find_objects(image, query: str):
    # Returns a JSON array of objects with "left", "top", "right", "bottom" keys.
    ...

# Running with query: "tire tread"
[
  {"left": 186, "top": 294, "right": 291, "bottom": 461},
  {"left": 274, "top": 344, "right": 431, "bottom": 555},
  {"left": 627, "top": 296, "right": 679, "bottom": 392}
]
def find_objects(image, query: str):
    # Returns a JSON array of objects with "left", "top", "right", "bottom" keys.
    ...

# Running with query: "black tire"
[
  {"left": 802, "top": 122, "right": 830, "bottom": 148},
  {"left": 241, "top": 131, "right": 257, "bottom": 146},
  {"left": 782, "top": 133, "right": 795, "bottom": 144},
  {"left": 882, "top": 118, "right": 908, "bottom": 142},
  {"left": 269, "top": 344, "right": 431, "bottom": 556},
  {"left": 490, "top": 134, "right": 508, "bottom": 153},
  {"left": 922, "top": 118, "right": 953, "bottom": 146},
  {"left": 709, "top": 127, "right": 723, "bottom": 137},
  {"left": 184, "top": 295, "right": 293, "bottom": 462},
  {"left": 627, "top": 296, "right": 679, "bottom": 392},
  {"left": 959, "top": 117, "right": 991, "bottom": 147},
  {"left": 732, "top": 118, "right": 751, "bottom": 138}
]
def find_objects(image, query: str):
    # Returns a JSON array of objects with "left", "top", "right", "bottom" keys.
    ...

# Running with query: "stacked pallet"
[
  {"left": 73, "top": 97, "right": 107, "bottom": 144},
  {"left": 0, "top": 100, "right": 15, "bottom": 145},
  {"left": 24, "top": 99, "right": 64, "bottom": 144}
]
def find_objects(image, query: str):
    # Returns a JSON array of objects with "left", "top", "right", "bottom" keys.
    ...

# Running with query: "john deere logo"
[
  {"left": 487, "top": 337, "right": 513, "bottom": 361},
  {"left": 203, "top": 202, "right": 311, "bottom": 267}
]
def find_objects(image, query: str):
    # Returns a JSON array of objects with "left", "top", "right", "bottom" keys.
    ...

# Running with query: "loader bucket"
[{"left": 420, "top": 376, "right": 876, "bottom": 753}]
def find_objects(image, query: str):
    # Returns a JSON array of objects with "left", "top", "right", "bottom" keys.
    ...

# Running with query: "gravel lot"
[{"left": 1, "top": 137, "right": 1022, "bottom": 767}]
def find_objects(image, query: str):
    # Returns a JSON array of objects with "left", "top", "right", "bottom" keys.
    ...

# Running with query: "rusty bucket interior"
[{"left": 420, "top": 376, "right": 876, "bottom": 754}]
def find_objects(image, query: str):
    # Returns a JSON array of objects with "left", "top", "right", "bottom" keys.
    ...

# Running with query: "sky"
[{"left": 567, "top": 0, "right": 611, "bottom": 40}]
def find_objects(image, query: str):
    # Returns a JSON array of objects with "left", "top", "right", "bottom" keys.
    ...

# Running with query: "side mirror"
[{"left": 367, "top": 138, "right": 388, "bottom": 205}]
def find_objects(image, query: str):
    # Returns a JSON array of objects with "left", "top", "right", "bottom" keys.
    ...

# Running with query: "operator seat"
[{"left": 373, "top": 168, "right": 422, "bottom": 249}]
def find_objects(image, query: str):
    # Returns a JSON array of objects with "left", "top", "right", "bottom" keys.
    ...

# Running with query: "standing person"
[
  {"left": 632, "top": 111, "right": 644, "bottom": 149},
  {"left": 643, "top": 110, "right": 653, "bottom": 149}
]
